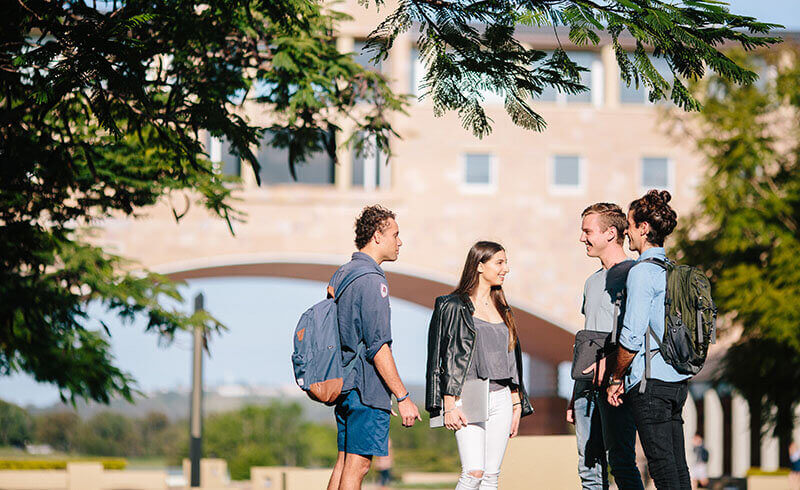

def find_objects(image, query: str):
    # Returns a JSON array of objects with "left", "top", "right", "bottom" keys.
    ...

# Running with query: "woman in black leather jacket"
[{"left": 425, "top": 241, "right": 533, "bottom": 490}]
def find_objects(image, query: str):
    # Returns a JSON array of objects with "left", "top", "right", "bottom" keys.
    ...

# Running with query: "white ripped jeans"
[{"left": 454, "top": 386, "right": 513, "bottom": 489}]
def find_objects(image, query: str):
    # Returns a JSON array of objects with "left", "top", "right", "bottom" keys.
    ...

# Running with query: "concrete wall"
[
  {"left": 0, "top": 462, "right": 166, "bottom": 490},
  {"left": 748, "top": 475, "right": 791, "bottom": 490},
  {"left": 501, "top": 435, "right": 580, "bottom": 488}
]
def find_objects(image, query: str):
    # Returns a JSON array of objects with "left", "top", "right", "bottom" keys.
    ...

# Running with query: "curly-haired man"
[
  {"left": 606, "top": 190, "right": 690, "bottom": 489},
  {"left": 327, "top": 205, "right": 421, "bottom": 490}
]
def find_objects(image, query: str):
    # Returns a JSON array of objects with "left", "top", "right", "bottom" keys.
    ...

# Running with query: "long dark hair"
[{"left": 452, "top": 241, "right": 518, "bottom": 351}]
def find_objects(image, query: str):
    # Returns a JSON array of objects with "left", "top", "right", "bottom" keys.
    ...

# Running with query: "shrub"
[{"left": 0, "top": 459, "right": 126, "bottom": 470}]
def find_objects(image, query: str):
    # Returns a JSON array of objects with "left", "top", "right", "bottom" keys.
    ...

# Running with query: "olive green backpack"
[{"left": 639, "top": 257, "right": 717, "bottom": 393}]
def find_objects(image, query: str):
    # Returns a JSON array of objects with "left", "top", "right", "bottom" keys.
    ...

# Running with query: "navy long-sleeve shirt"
[{"left": 329, "top": 252, "right": 393, "bottom": 411}]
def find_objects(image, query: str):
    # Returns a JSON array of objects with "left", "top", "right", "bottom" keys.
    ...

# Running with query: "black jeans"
[{"left": 626, "top": 379, "right": 691, "bottom": 490}]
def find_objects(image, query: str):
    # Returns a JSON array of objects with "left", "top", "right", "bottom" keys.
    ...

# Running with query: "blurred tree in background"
[
  {"left": 389, "top": 412, "right": 459, "bottom": 473},
  {"left": 674, "top": 44, "right": 800, "bottom": 466},
  {"left": 197, "top": 403, "right": 337, "bottom": 479},
  {"left": 0, "top": 400, "right": 33, "bottom": 448},
  {"left": 0, "top": 400, "right": 465, "bottom": 478},
  {"left": 75, "top": 412, "right": 140, "bottom": 457},
  {"left": 33, "top": 412, "right": 82, "bottom": 453}
]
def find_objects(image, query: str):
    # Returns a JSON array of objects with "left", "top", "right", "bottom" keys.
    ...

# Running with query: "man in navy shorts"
[{"left": 327, "top": 205, "right": 421, "bottom": 490}]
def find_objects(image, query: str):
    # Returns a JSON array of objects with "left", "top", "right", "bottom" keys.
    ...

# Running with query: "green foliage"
[
  {"left": 367, "top": 0, "right": 781, "bottom": 137},
  {"left": 0, "top": 0, "right": 404, "bottom": 403},
  {"left": 76, "top": 412, "right": 140, "bottom": 457},
  {"left": 389, "top": 411, "right": 459, "bottom": 473},
  {"left": 6, "top": 400, "right": 460, "bottom": 476},
  {"left": 0, "top": 459, "right": 127, "bottom": 470},
  {"left": 673, "top": 46, "right": 800, "bottom": 441},
  {"left": 30, "top": 408, "right": 183, "bottom": 458},
  {"left": 198, "top": 403, "right": 337, "bottom": 480},
  {"left": 0, "top": 400, "right": 33, "bottom": 448},
  {"left": 34, "top": 412, "right": 82, "bottom": 453}
]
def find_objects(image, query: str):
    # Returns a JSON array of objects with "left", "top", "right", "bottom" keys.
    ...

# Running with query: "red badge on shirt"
[{"left": 380, "top": 283, "right": 388, "bottom": 298}]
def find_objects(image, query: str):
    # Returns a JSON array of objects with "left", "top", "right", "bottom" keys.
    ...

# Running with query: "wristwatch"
[{"left": 608, "top": 376, "right": 623, "bottom": 386}]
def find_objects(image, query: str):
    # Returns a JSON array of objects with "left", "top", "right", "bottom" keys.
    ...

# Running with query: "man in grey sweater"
[{"left": 568, "top": 203, "right": 643, "bottom": 490}]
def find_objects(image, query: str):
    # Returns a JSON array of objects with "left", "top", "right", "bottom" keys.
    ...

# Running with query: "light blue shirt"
[{"left": 618, "top": 247, "right": 690, "bottom": 388}]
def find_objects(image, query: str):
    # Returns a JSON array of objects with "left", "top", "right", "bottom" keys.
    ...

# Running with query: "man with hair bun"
[
  {"left": 606, "top": 190, "right": 691, "bottom": 490},
  {"left": 327, "top": 205, "right": 421, "bottom": 490}
]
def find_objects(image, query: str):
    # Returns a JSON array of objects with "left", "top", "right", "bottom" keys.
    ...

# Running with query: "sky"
[
  {"left": 2, "top": 0, "right": 799, "bottom": 409},
  {"left": 0, "top": 278, "right": 435, "bottom": 408},
  {"left": 725, "top": 0, "right": 800, "bottom": 30}
]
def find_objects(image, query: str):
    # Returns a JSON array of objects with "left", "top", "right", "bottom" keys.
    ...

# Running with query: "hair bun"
[{"left": 646, "top": 189, "right": 671, "bottom": 204}]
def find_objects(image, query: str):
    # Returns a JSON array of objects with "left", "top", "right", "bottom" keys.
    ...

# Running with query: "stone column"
[
  {"left": 704, "top": 389, "right": 724, "bottom": 478},
  {"left": 240, "top": 142, "right": 260, "bottom": 189},
  {"left": 731, "top": 392, "right": 751, "bottom": 477},
  {"left": 528, "top": 356, "right": 557, "bottom": 397},
  {"left": 794, "top": 404, "right": 800, "bottom": 451},
  {"left": 518, "top": 356, "right": 565, "bottom": 435},
  {"left": 67, "top": 462, "right": 103, "bottom": 490},
  {"left": 335, "top": 36, "right": 355, "bottom": 191},
  {"left": 382, "top": 32, "right": 411, "bottom": 190},
  {"left": 601, "top": 43, "right": 619, "bottom": 109},
  {"left": 761, "top": 404, "right": 780, "bottom": 472},
  {"left": 389, "top": 32, "right": 411, "bottom": 98},
  {"left": 683, "top": 394, "right": 698, "bottom": 465}
]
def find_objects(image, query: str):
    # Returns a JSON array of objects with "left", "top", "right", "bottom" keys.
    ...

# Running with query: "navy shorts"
[{"left": 335, "top": 390, "right": 390, "bottom": 456}]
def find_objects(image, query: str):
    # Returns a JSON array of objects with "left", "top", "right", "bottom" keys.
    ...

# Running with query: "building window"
[
  {"left": 566, "top": 51, "right": 601, "bottom": 105},
  {"left": 538, "top": 51, "right": 603, "bottom": 106},
  {"left": 550, "top": 155, "right": 584, "bottom": 194},
  {"left": 256, "top": 131, "right": 335, "bottom": 186},
  {"left": 352, "top": 133, "right": 390, "bottom": 190},
  {"left": 620, "top": 54, "right": 672, "bottom": 104},
  {"left": 641, "top": 157, "right": 671, "bottom": 189},
  {"left": 461, "top": 153, "right": 496, "bottom": 193},
  {"left": 203, "top": 133, "right": 240, "bottom": 176}
]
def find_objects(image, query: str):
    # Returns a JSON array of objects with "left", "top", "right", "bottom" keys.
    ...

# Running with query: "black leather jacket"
[{"left": 425, "top": 293, "right": 534, "bottom": 418}]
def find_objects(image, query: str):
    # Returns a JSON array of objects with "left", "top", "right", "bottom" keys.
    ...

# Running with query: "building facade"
[{"left": 91, "top": 0, "right": 799, "bottom": 474}]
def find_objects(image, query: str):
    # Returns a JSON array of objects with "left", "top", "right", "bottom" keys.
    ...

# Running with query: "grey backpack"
[{"left": 291, "top": 267, "right": 378, "bottom": 405}]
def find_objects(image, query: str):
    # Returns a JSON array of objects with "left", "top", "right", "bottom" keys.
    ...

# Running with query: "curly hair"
[
  {"left": 629, "top": 190, "right": 678, "bottom": 246},
  {"left": 581, "top": 202, "right": 628, "bottom": 245},
  {"left": 354, "top": 205, "right": 396, "bottom": 250}
]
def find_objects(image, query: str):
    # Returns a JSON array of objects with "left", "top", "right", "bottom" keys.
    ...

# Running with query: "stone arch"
[{"left": 163, "top": 259, "right": 574, "bottom": 434}]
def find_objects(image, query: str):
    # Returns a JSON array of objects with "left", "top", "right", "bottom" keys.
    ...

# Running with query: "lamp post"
[{"left": 189, "top": 292, "right": 205, "bottom": 488}]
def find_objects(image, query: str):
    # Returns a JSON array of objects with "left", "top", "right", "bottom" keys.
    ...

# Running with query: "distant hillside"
[{"left": 32, "top": 384, "right": 427, "bottom": 424}]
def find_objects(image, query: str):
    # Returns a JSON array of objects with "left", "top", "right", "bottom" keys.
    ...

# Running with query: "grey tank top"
[{"left": 466, "top": 317, "right": 518, "bottom": 391}]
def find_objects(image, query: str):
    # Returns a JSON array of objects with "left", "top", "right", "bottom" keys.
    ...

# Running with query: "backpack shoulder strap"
[
  {"left": 639, "top": 256, "right": 669, "bottom": 269},
  {"left": 611, "top": 292, "right": 622, "bottom": 345},
  {"left": 332, "top": 267, "right": 381, "bottom": 303},
  {"left": 333, "top": 267, "right": 381, "bottom": 386},
  {"left": 640, "top": 324, "right": 665, "bottom": 393},
  {"left": 636, "top": 256, "right": 670, "bottom": 394}
]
